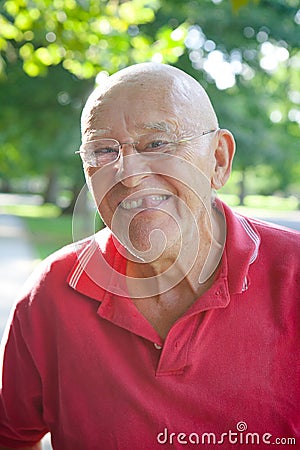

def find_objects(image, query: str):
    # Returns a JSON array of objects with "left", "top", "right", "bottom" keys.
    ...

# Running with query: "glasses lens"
[{"left": 81, "top": 139, "right": 119, "bottom": 167}]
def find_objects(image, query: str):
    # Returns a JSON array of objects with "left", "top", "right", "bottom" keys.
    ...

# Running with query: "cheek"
[
  {"left": 84, "top": 167, "right": 115, "bottom": 223},
  {"left": 95, "top": 194, "right": 114, "bottom": 229},
  {"left": 84, "top": 166, "right": 98, "bottom": 192},
  {"left": 183, "top": 144, "right": 215, "bottom": 175},
  {"left": 85, "top": 166, "right": 97, "bottom": 177},
  {"left": 166, "top": 160, "right": 212, "bottom": 213},
  {"left": 97, "top": 188, "right": 114, "bottom": 218}
]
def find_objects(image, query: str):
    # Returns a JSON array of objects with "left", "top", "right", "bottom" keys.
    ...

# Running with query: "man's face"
[{"left": 83, "top": 80, "right": 219, "bottom": 261}]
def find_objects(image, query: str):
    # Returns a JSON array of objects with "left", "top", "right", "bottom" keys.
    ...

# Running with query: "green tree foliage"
[
  {"left": 0, "top": 0, "right": 188, "bottom": 79},
  {"left": 0, "top": 0, "right": 189, "bottom": 202},
  {"left": 0, "top": 61, "right": 92, "bottom": 198},
  {"left": 157, "top": 0, "right": 300, "bottom": 200},
  {"left": 0, "top": 0, "right": 299, "bottom": 205}
]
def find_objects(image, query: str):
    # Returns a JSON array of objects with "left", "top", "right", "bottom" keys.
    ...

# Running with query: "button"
[{"left": 154, "top": 343, "right": 162, "bottom": 350}]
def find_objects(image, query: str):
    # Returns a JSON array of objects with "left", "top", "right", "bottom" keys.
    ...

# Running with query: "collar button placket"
[{"left": 155, "top": 320, "right": 194, "bottom": 377}]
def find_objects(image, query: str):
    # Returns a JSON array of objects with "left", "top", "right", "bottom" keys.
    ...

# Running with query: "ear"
[{"left": 211, "top": 129, "right": 235, "bottom": 190}]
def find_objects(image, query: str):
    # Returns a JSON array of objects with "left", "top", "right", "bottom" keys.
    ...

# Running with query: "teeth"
[
  {"left": 121, "top": 195, "right": 168, "bottom": 210},
  {"left": 150, "top": 195, "right": 168, "bottom": 201},
  {"left": 122, "top": 198, "right": 143, "bottom": 210}
]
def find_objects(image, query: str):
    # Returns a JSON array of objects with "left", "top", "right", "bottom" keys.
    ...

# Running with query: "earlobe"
[{"left": 211, "top": 129, "right": 235, "bottom": 190}]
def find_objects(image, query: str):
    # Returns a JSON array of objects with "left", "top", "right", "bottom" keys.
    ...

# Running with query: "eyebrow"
[
  {"left": 91, "top": 121, "right": 172, "bottom": 138},
  {"left": 137, "top": 121, "right": 173, "bottom": 133}
]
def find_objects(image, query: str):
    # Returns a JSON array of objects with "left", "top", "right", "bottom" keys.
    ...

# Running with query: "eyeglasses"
[{"left": 75, "top": 129, "right": 217, "bottom": 167}]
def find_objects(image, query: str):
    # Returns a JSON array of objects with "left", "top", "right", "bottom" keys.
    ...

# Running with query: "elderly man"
[{"left": 0, "top": 63, "right": 299, "bottom": 449}]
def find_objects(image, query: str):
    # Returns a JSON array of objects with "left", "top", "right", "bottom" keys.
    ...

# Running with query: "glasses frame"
[{"left": 75, "top": 128, "right": 219, "bottom": 167}]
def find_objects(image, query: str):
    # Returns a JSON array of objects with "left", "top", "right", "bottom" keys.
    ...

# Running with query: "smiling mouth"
[{"left": 120, "top": 194, "right": 170, "bottom": 210}]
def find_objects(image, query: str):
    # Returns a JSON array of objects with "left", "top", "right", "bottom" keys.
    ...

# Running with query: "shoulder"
[
  {"left": 247, "top": 216, "right": 300, "bottom": 251},
  {"left": 3, "top": 228, "right": 115, "bottom": 349},
  {"left": 242, "top": 216, "right": 300, "bottom": 281},
  {"left": 18, "top": 227, "right": 113, "bottom": 304},
  {"left": 221, "top": 200, "right": 300, "bottom": 261}
]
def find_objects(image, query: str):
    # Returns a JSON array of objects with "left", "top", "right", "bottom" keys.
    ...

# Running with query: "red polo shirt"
[{"left": 0, "top": 202, "right": 299, "bottom": 449}]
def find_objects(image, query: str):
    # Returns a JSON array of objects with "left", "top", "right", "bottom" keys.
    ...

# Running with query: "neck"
[{"left": 125, "top": 206, "right": 226, "bottom": 300}]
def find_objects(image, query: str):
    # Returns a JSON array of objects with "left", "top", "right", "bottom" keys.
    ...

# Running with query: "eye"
[
  {"left": 91, "top": 141, "right": 119, "bottom": 164},
  {"left": 94, "top": 146, "right": 118, "bottom": 155},
  {"left": 144, "top": 140, "right": 170, "bottom": 151}
]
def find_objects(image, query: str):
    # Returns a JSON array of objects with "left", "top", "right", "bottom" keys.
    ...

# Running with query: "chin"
[{"left": 124, "top": 220, "right": 181, "bottom": 263}]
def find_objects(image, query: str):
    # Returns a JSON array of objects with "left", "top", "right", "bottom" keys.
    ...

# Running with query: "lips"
[{"left": 120, "top": 194, "right": 170, "bottom": 210}]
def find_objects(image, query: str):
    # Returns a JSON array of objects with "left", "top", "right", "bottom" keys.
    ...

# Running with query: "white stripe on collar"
[
  {"left": 235, "top": 214, "right": 261, "bottom": 292},
  {"left": 69, "top": 240, "right": 97, "bottom": 289},
  {"left": 236, "top": 214, "right": 261, "bottom": 264}
]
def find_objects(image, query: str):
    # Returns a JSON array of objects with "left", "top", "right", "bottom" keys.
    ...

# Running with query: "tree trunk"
[
  {"left": 62, "top": 182, "right": 84, "bottom": 215},
  {"left": 43, "top": 168, "right": 59, "bottom": 204},
  {"left": 0, "top": 178, "right": 11, "bottom": 193},
  {"left": 238, "top": 169, "right": 246, "bottom": 206}
]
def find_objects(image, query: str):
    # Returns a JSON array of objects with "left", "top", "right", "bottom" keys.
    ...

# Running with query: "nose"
[{"left": 116, "top": 144, "right": 150, "bottom": 188}]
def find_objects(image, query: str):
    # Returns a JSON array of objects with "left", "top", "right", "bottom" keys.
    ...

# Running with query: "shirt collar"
[
  {"left": 67, "top": 200, "right": 261, "bottom": 301},
  {"left": 221, "top": 201, "right": 260, "bottom": 294},
  {"left": 67, "top": 227, "right": 128, "bottom": 300}
]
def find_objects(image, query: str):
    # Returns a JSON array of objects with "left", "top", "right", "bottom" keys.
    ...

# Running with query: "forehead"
[{"left": 81, "top": 76, "right": 192, "bottom": 137}]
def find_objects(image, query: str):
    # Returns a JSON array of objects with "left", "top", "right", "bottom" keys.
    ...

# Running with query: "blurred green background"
[{"left": 0, "top": 0, "right": 299, "bottom": 258}]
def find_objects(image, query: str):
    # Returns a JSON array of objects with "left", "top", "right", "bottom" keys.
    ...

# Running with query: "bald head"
[{"left": 81, "top": 63, "right": 218, "bottom": 137}]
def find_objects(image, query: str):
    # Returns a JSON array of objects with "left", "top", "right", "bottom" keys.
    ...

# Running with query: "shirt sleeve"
[{"left": 0, "top": 307, "right": 48, "bottom": 448}]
